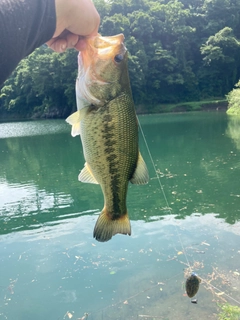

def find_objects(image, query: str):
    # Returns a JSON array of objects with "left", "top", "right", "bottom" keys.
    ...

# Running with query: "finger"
[
  {"left": 46, "top": 38, "right": 67, "bottom": 52},
  {"left": 47, "top": 31, "right": 80, "bottom": 52},
  {"left": 65, "top": 33, "right": 79, "bottom": 48},
  {"left": 74, "top": 37, "right": 88, "bottom": 51}
]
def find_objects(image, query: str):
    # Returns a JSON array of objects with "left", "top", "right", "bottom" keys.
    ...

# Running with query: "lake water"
[{"left": 0, "top": 112, "right": 240, "bottom": 320}]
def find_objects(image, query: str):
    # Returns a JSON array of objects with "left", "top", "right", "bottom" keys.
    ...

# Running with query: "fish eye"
[{"left": 114, "top": 54, "right": 124, "bottom": 63}]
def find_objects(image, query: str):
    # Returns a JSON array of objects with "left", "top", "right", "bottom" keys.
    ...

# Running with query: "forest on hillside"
[{"left": 1, "top": 0, "right": 240, "bottom": 119}]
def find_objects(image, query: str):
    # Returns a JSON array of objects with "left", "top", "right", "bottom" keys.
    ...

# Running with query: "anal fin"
[
  {"left": 130, "top": 152, "right": 149, "bottom": 185},
  {"left": 78, "top": 162, "right": 99, "bottom": 184}
]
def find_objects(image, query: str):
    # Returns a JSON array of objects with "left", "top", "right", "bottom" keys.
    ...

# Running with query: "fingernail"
[{"left": 61, "top": 44, "right": 66, "bottom": 51}]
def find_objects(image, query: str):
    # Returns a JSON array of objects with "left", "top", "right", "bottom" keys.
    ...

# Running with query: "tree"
[
  {"left": 0, "top": 46, "right": 78, "bottom": 119},
  {"left": 200, "top": 27, "right": 240, "bottom": 96},
  {"left": 226, "top": 80, "right": 240, "bottom": 115},
  {"left": 2, "top": 0, "right": 240, "bottom": 118}
]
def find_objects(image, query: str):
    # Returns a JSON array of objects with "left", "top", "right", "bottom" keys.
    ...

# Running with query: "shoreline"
[
  {"left": 0, "top": 99, "right": 228, "bottom": 122},
  {"left": 135, "top": 99, "right": 228, "bottom": 114}
]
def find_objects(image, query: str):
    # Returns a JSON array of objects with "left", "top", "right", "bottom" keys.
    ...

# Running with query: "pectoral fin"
[
  {"left": 65, "top": 108, "right": 88, "bottom": 137},
  {"left": 66, "top": 110, "right": 81, "bottom": 137},
  {"left": 130, "top": 152, "right": 149, "bottom": 185},
  {"left": 78, "top": 162, "right": 99, "bottom": 184}
]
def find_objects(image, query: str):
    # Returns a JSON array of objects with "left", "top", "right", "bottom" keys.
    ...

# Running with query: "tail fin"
[{"left": 93, "top": 208, "right": 131, "bottom": 242}]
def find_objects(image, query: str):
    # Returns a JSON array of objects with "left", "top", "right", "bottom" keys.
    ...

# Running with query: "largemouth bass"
[{"left": 66, "top": 34, "right": 149, "bottom": 242}]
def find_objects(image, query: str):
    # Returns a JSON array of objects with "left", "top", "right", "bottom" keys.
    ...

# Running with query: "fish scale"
[
  {"left": 66, "top": 34, "right": 149, "bottom": 242},
  {"left": 81, "top": 94, "right": 138, "bottom": 218}
]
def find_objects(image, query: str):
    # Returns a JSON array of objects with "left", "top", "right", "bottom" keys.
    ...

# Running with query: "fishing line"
[
  {"left": 199, "top": 277, "right": 240, "bottom": 306},
  {"left": 85, "top": 261, "right": 240, "bottom": 319},
  {"left": 137, "top": 116, "right": 240, "bottom": 306},
  {"left": 137, "top": 120, "right": 171, "bottom": 212},
  {"left": 137, "top": 117, "right": 192, "bottom": 272},
  {"left": 85, "top": 271, "right": 184, "bottom": 319}
]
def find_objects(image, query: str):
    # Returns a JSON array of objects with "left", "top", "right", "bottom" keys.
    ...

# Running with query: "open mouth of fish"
[
  {"left": 76, "top": 33, "right": 128, "bottom": 106},
  {"left": 78, "top": 34, "right": 127, "bottom": 78}
]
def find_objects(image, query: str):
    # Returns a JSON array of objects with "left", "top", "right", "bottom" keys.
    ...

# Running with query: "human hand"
[{"left": 46, "top": 0, "right": 100, "bottom": 52}]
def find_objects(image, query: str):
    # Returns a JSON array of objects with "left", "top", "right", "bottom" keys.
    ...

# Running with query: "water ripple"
[{"left": 0, "top": 120, "right": 69, "bottom": 139}]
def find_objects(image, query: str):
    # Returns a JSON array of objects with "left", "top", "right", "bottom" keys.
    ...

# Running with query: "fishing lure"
[{"left": 186, "top": 272, "right": 201, "bottom": 298}]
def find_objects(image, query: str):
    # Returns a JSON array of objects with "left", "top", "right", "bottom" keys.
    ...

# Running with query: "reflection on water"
[
  {"left": 0, "top": 120, "right": 68, "bottom": 139},
  {"left": 226, "top": 115, "right": 240, "bottom": 151},
  {"left": 1, "top": 214, "right": 240, "bottom": 320},
  {"left": 0, "top": 113, "right": 240, "bottom": 319}
]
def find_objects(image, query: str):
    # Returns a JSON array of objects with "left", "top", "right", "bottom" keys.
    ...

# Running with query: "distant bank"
[
  {"left": 136, "top": 99, "right": 228, "bottom": 114},
  {"left": 0, "top": 99, "right": 228, "bottom": 122}
]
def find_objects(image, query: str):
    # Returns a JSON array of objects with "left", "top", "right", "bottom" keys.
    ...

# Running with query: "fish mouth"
[
  {"left": 76, "top": 34, "right": 126, "bottom": 106},
  {"left": 93, "top": 34, "right": 125, "bottom": 48},
  {"left": 78, "top": 34, "right": 126, "bottom": 74}
]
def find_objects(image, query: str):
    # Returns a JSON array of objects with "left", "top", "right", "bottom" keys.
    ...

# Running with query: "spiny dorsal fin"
[
  {"left": 78, "top": 162, "right": 99, "bottom": 184},
  {"left": 130, "top": 152, "right": 149, "bottom": 185},
  {"left": 93, "top": 208, "right": 131, "bottom": 242}
]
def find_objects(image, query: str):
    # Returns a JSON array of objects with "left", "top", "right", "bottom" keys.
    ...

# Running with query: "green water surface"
[{"left": 0, "top": 112, "right": 240, "bottom": 320}]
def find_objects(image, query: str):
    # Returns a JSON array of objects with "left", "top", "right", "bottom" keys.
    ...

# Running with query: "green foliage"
[
  {"left": 218, "top": 303, "right": 240, "bottom": 320},
  {"left": 226, "top": 80, "right": 240, "bottom": 115},
  {"left": 0, "top": 46, "right": 78, "bottom": 119},
  {"left": 2, "top": 0, "right": 240, "bottom": 119}
]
